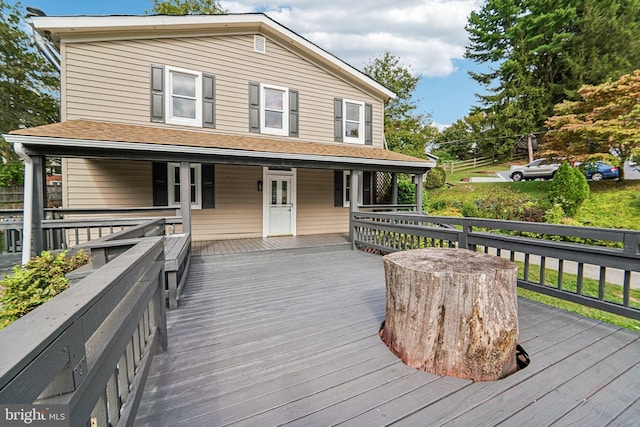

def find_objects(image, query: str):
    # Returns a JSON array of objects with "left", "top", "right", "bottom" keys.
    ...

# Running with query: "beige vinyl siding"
[
  {"left": 296, "top": 169, "right": 348, "bottom": 235},
  {"left": 191, "top": 165, "right": 263, "bottom": 241},
  {"left": 64, "top": 159, "right": 152, "bottom": 208},
  {"left": 62, "top": 34, "right": 385, "bottom": 147}
]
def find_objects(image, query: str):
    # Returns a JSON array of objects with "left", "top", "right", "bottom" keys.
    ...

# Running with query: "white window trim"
[
  {"left": 260, "top": 83, "right": 289, "bottom": 136},
  {"left": 343, "top": 170, "right": 363, "bottom": 207},
  {"left": 165, "top": 65, "right": 202, "bottom": 127},
  {"left": 168, "top": 162, "right": 202, "bottom": 209},
  {"left": 343, "top": 98, "right": 365, "bottom": 144}
]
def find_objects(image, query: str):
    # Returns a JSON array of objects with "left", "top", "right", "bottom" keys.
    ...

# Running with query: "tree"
[
  {"left": 146, "top": 0, "right": 226, "bottom": 15},
  {"left": 544, "top": 71, "right": 640, "bottom": 181},
  {"left": 363, "top": 52, "right": 438, "bottom": 158},
  {"left": 432, "top": 111, "right": 492, "bottom": 160},
  {"left": 464, "top": 0, "right": 640, "bottom": 155},
  {"left": 0, "top": 0, "right": 59, "bottom": 162}
]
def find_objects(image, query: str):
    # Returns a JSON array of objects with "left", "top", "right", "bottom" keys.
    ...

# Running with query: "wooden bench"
[{"left": 164, "top": 233, "right": 191, "bottom": 309}]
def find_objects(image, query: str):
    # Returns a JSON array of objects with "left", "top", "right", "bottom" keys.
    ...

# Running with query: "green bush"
[
  {"left": 0, "top": 251, "right": 90, "bottom": 329},
  {"left": 425, "top": 166, "right": 447, "bottom": 189},
  {"left": 548, "top": 163, "right": 590, "bottom": 216},
  {"left": 460, "top": 189, "right": 542, "bottom": 221},
  {"left": 397, "top": 176, "right": 416, "bottom": 204}
]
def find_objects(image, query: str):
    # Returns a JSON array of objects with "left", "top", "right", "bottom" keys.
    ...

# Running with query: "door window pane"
[
  {"left": 282, "top": 180, "right": 287, "bottom": 205},
  {"left": 271, "top": 180, "right": 278, "bottom": 205}
]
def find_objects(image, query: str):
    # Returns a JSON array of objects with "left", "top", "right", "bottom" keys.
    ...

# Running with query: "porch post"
[
  {"left": 348, "top": 169, "right": 359, "bottom": 246},
  {"left": 31, "top": 155, "right": 46, "bottom": 254},
  {"left": 414, "top": 173, "right": 423, "bottom": 214},
  {"left": 179, "top": 161, "right": 192, "bottom": 234},
  {"left": 391, "top": 173, "right": 398, "bottom": 205}
]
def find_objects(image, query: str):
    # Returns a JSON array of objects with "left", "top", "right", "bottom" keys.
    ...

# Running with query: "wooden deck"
[
  {"left": 135, "top": 244, "right": 640, "bottom": 426},
  {"left": 192, "top": 233, "right": 350, "bottom": 256}
]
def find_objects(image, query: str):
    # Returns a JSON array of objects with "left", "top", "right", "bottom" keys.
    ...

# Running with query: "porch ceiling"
[{"left": 6, "top": 120, "right": 435, "bottom": 174}]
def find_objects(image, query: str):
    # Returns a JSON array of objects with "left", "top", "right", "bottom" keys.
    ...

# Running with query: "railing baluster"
[
  {"left": 558, "top": 259, "right": 564, "bottom": 290},
  {"left": 577, "top": 263, "right": 584, "bottom": 295},
  {"left": 524, "top": 253, "right": 530, "bottom": 281},
  {"left": 598, "top": 267, "right": 606, "bottom": 301},
  {"left": 106, "top": 372, "right": 120, "bottom": 426},
  {"left": 540, "top": 256, "right": 546, "bottom": 286},
  {"left": 623, "top": 271, "right": 631, "bottom": 307}
]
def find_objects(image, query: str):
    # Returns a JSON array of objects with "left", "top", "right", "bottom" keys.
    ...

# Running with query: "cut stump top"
[{"left": 384, "top": 248, "right": 517, "bottom": 275}]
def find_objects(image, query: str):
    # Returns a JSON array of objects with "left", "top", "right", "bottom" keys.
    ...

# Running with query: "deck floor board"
[{"left": 135, "top": 242, "right": 640, "bottom": 426}]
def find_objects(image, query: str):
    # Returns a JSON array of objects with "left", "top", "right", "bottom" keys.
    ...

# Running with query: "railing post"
[
  {"left": 413, "top": 174, "right": 423, "bottom": 214},
  {"left": 32, "top": 155, "right": 46, "bottom": 254},
  {"left": 459, "top": 222, "right": 471, "bottom": 249},
  {"left": 179, "top": 161, "right": 192, "bottom": 234},
  {"left": 623, "top": 232, "right": 639, "bottom": 254},
  {"left": 349, "top": 170, "right": 359, "bottom": 248}
]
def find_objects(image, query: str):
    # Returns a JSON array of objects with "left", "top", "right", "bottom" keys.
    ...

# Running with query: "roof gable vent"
[{"left": 254, "top": 35, "right": 266, "bottom": 53}]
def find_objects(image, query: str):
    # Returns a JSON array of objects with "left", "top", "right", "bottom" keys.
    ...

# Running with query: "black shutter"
[
  {"left": 203, "top": 74, "right": 215, "bottom": 128},
  {"left": 152, "top": 162, "right": 168, "bottom": 206},
  {"left": 334, "top": 98, "right": 343, "bottom": 142},
  {"left": 364, "top": 103, "right": 373, "bottom": 145},
  {"left": 201, "top": 164, "right": 215, "bottom": 209},
  {"left": 334, "top": 170, "right": 343, "bottom": 207},
  {"left": 363, "top": 171, "right": 372, "bottom": 205},
  {"left": 289, "top": 89, "right": 299, "bottom": 137},
  {"left": 249, "top": 82, "right": 260, "bottom": 132},
  {"left": 150, "top": 65, "right": 164, "bottom": 122}
]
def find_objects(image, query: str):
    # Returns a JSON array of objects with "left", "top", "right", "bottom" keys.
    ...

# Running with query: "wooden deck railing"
[
  {"left": 352, "top": 212, "right": 640, "bottom": 320},
  {"left": 0, "top": 207, "right": 180, "bottom": 253},
  {"left": 0, "top": 235, "right": 168, "bottom": 426}
]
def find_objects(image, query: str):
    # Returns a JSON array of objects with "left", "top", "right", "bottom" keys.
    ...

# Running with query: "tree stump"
[{"left": 381, "top": 248, "right": 519, "bottom": 381}]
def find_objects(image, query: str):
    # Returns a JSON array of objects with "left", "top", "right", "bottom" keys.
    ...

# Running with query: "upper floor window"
[
  {"left": 150, "top": 65, "right": 215, "bottom": 128},
  {"left": 343, "top": 99, "right": 364, "bottom": 143},
  {"left": 334, "top": 98, "right": 373, "bottom": 145},
  {"left": 249, "top": 82, "right": 299, "bottom": 137},
  {"left": 261, "top": 84, "right": 289, "bottom": 136},
  {"left": 167, "top": 67, "right": 202, "bottom": 126}
]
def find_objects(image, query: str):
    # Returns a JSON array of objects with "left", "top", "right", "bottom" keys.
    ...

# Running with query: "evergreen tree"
[{"left": 464, "top": 0, "right": 639, "bottom": 155}]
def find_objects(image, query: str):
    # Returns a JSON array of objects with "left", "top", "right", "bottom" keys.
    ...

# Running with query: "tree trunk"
[{"left": 381, "top": 248, "right": 519, "bottom": 381}]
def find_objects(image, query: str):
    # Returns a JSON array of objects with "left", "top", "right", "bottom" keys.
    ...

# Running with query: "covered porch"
[{"left": 4, "top": 119, "right": 435, "bottom": 264}]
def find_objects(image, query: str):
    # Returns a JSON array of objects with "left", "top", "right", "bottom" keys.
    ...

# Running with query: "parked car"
[
  {"left": 509, "top": 158, "right": 559, "bottom": 181},
  {"left": 580, "top": 162, "right": 619, "bottom": 181}
]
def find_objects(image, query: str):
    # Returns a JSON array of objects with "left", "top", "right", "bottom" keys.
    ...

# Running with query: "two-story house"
[{"left": 6, "top": 13, "right": 434, "bottom": 249}]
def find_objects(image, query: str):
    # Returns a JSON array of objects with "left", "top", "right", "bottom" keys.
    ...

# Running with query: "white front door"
[{"left": 264, "top": 169, "right": 296, "bottom": 236}]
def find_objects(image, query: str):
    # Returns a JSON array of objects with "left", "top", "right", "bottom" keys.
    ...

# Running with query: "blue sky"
[{"left": 20, "top": 0, "right": 486, "bottom": 128}]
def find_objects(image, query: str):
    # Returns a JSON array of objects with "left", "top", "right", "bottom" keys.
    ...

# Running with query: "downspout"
[{"left": 14, "top": 143, "right": 33, "bottom": 265}]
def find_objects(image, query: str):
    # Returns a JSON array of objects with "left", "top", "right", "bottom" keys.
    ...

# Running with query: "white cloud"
[{"left": 220, "top": 0, "right": 482, "bottom": 77}]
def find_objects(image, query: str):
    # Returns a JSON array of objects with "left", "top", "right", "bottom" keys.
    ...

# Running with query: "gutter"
[{"left": 13, "top": 143, "right": 33, "bottom": 265}]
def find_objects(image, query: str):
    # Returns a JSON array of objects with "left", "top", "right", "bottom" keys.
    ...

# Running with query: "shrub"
[
  {"left": 548, "top": 163, "right": 590, "bottom": 216},
  {"left": 465, "top": 189, "right": 542, "bottom": 221},
  {"left": 397, "top": 175, "right": 416, "bottom": 204},
  {"left": 543, "top": 203, "right": 566, "bottom": 224},
  {"left": 0, "top": 250, "right": 90, "bottom": 329},
  {"left": 425, "top": 166, "right": 447, "bottom": 189}
]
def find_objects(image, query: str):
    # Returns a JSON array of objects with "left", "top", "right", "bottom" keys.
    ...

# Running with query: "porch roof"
[{"left": 6, "top": 120, "right": 435, "bottom": 173}]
